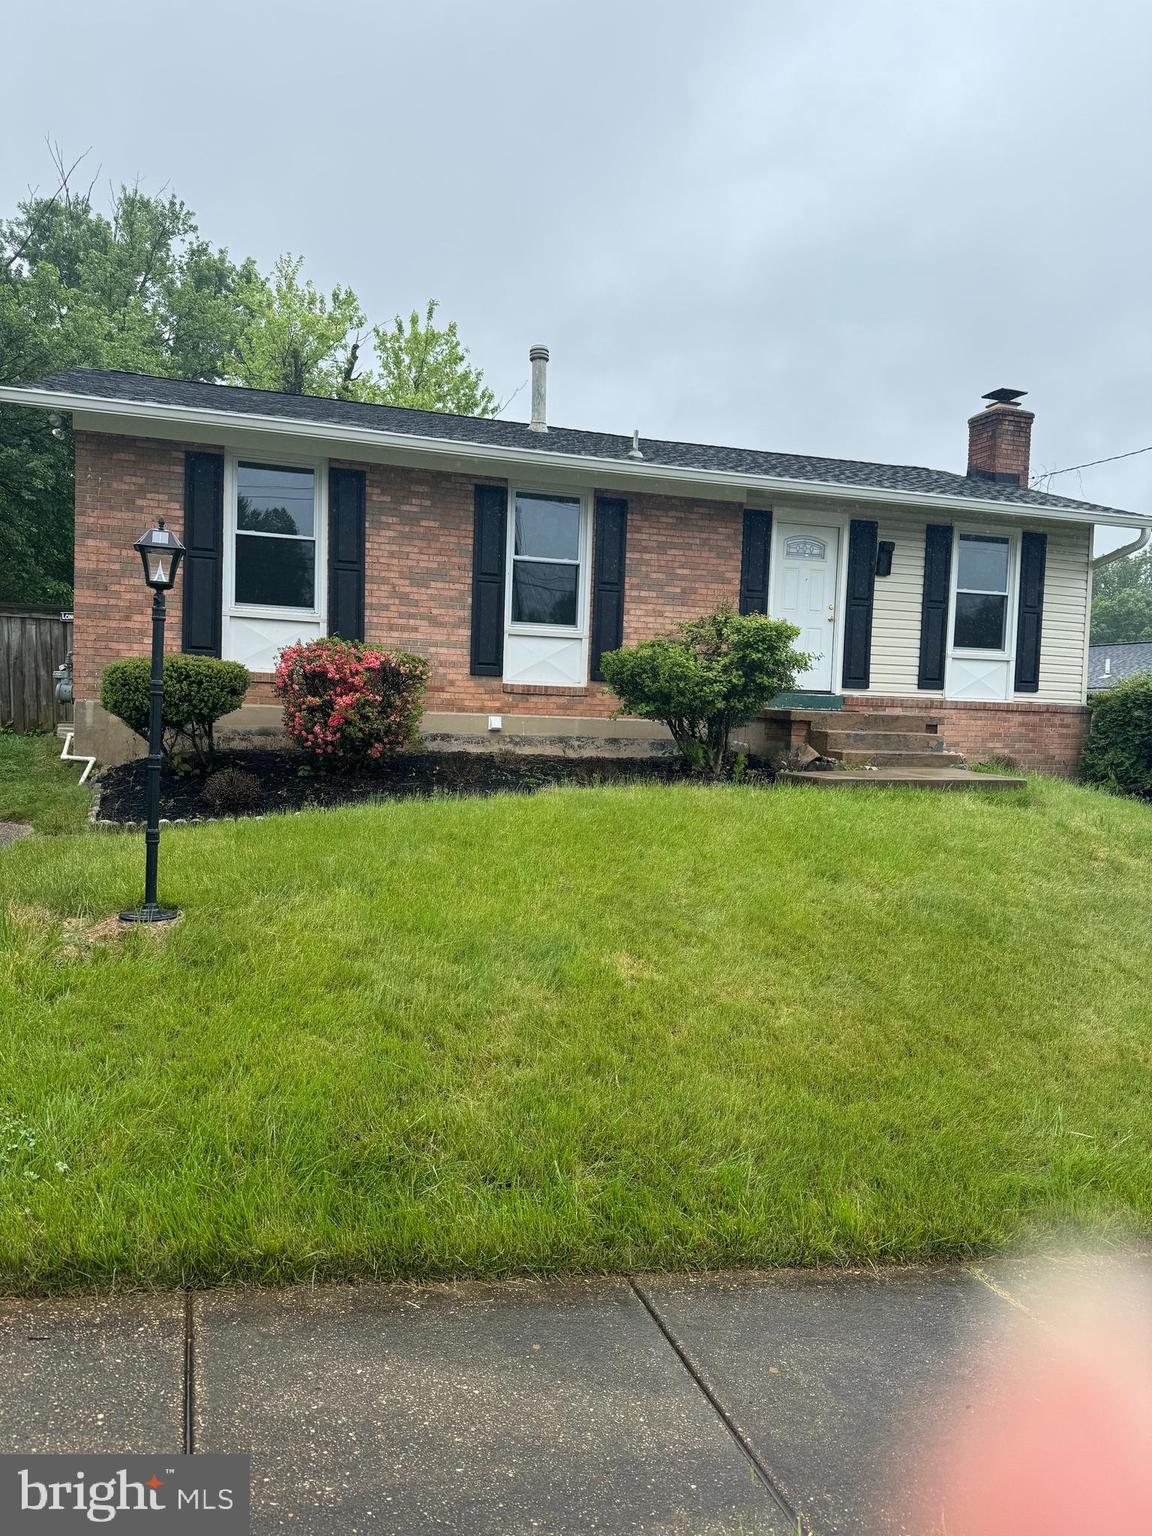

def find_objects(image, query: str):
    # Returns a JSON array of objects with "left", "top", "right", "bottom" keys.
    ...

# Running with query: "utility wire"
[{"left": 1031, "top": 443, "right": 1152, "bottom": 487}]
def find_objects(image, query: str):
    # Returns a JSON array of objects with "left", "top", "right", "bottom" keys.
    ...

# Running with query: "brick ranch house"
[{"left": 4, "top": 361, "right": 1149, "bottom": 773}]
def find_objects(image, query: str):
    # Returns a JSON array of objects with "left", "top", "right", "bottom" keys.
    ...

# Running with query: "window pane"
[
  {"left": 514, "top": 493, "right": 580, "bottom": 560},
  {"left": 235, "top": 533, "right": 315, "bottom": 608},
  {"left": 512, "top": 560, "right": 578, "bottom": 625},
  {"left": 956, "top": 535, "right": 1009, "bottom": 593},
  {"left": 237, "top": 463, "right": 315, "bottom": 537},
  {"left": 954, "top": 592, "right": 1007, "bottom": 649}
]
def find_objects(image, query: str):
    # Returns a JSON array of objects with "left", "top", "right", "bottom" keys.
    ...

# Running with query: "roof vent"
[
  {"left": 627, "top": 428, "right": 644, "bottom": 461},
  {"left": 529, "top": 345, "right": 548, "bottom": 433}
]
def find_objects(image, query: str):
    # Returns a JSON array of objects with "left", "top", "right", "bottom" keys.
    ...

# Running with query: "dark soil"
[{"left": 96, "top": 748, "right": 773, "bottom": 825}]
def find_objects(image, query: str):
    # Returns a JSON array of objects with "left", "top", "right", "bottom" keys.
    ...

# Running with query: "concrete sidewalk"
[{"left": 0, "top": 1253, "right": 1146, "bottom": 1534}]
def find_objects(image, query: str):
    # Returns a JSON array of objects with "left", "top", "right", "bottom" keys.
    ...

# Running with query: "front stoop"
[
  {"left": 771, "top": 708, "right": 1024, "bottom": 789},
  {"left": 807, "top": 710, "right": 965, "bottom": 768},
  {"left": 778, "top": 767, "right": 1026, "bottom": 790}
]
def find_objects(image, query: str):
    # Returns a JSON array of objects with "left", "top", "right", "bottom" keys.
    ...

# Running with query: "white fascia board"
[{"left": 4, "top": 384, "right": 1150, "bottom": 530}]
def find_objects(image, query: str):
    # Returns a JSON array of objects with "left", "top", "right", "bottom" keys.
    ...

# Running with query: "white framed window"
[
  {"left": 227, "top": 456, "right": 326, "bottom": 619},
  {"left": 951, "top": 533, "right": 1014, "bottom": 654},
  {"left": 505, "top": 489, "right": 590, "bottom": 633}
]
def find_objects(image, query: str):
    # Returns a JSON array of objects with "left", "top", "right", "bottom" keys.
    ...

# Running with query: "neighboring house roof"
[
  {"left": 1, "top": 367, "right": 1144, "bottom": 523},
  {"left": 1087, "top": 642, "right": 1152, "bottom": 689}
]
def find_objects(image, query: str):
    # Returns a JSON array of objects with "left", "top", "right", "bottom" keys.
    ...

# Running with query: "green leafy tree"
[
  {"left": 371, "top": 300, "right": 497, "bottom": 415},
  {"left": 600, "top": 607, "right": 813, "bottom": 776},
  {"left": 0, "top": 152, "right": 259, "bottom": 606},
  {"left": 1, "top": 149, "right": 500, "bottom": 606},
  {"left": 1091, "top": 552, "right": 1152, "bottom": 644},
  {"left": 228, "top": 254, "right": 369, "bottom": 397}
]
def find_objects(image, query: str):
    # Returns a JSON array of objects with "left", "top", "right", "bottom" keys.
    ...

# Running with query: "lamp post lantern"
[{"left": 119, "top": 519, "right": 185, "bottom": 925}]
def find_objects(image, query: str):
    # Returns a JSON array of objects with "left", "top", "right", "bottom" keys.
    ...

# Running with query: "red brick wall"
[
  {"left": 356, "top": 459, "right": 743, "bottom": 714},
  {"left": 845, "top": 695, "right": 1089, "bottom": 775},
  {"left": 72, "top": 435, "right": 744, "bottom": 717},
  {"left": 73, "top": 432, "right": 201, "bottom": 697}
]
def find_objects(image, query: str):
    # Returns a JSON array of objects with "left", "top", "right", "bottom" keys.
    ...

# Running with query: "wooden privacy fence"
[{"left": 0, "top": 608, "right": 73, "bottom": 733}]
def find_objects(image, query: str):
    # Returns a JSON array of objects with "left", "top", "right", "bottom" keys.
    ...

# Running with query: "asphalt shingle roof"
[
  {"left": 17, "top": 367, "right": 1135, "bottom": 518},
  {"left": 1087, "top": 642, "right": 1152, "bottom": 688}
]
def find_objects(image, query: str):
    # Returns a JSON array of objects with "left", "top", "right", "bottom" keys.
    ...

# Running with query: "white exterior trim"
[
  {"left": 502, "top": 485, "right": 593, "bottom": 688},
  {"left": 220, "top": 449, "right": 328, "bottom": 672},
  {"left": 943, "top": 525, "right": 1020, "bottom": 702},
  {"left": 5, "top": 383, "right": 1149, "bottom": 528}
]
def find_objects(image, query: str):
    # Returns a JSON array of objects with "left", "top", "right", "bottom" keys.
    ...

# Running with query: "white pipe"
[
  {"left": 59, "top": 731, "right": 96, "bottom": 786},
  {"left": 528, "top": 345, "right": 549, "bottom": 432},
  {"left": 1092, "top": 526, "right": 1151, "bottom": 569}
]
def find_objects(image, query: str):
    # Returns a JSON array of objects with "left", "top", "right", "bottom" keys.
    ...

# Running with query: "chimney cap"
[
  {"left": 982, "top": 387, "right": 1028, "bottom": 407},
  {"left": 529, "top": 344, "right": 549, "bottom": 362}
]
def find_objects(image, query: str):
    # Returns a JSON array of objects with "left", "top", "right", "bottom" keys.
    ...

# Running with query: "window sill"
[
  {"left": 229, "top": 605, "right": 322, "bottom": 623},
  {"left": 502, "top": 683, "right": 593, "bottom": 696},
  {"left": 506, "top": 625, "right": 586, "bottom": 639}
]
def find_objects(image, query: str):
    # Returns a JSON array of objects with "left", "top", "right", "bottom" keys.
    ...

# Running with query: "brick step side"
[
  {"left": 828, "top": 748, "right": 967, "bottom": 768},
  {"left": 810, "top": 729, "right": 949, "bottom": 754},
  {"left": 807, "top": 710, "right": 940, "bottom": 735}
]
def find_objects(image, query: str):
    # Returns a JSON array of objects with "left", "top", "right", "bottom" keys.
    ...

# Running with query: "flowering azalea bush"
[{"left": 274, "top": 637, "right": 429, "bottom": 764}]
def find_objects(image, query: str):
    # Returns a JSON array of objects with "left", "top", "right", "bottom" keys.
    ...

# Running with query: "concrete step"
[
  {"left": 778, "top": 767, "right": 1025, "bottom": 791},
  {"left": 826, "top": 748, "right": 967, "bottom": 769},
  {"left": 807, "top": 710, "right": 940, "bottom": 735},
  {"left": 810, "top": 729, "right": 947, "bottom": 754}
]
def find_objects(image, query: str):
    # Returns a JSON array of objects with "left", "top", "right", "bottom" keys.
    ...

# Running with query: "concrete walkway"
[{"left": 0, "top": 1253, "right": 1146, "bottom": 1534}]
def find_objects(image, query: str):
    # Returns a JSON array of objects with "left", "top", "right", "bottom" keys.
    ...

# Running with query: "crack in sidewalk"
[
  {"left": 629, "top": 1277, "right": 806, "bottom": 1533},
  {"left": 183, "top": 1292, "right": 196, "bottom": 1456}
]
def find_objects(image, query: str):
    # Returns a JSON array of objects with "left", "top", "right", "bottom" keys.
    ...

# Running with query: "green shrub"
[
  {"left": 201, "top": 767, "right": 263, "bottom": 816},
  {"left": 600, "top": 607, "right": 813, "bottom": 776},
  {"left": 101, "top": 655, "right": 251, "bottom": 766},
  {"left": 1080, "top": 671, "right": 1152, "bottom": 795}
]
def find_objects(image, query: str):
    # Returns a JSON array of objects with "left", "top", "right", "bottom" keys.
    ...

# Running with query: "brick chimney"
[{"left": 967, "top": 387, "right": 1034, "bottom": 488}]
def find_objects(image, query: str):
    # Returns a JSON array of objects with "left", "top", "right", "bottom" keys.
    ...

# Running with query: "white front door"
[{"left": 773, "top": 523, "right": 840, "bottom": 691}]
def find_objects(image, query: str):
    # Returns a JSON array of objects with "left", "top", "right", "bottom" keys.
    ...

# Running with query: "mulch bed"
[{"left": 96, "top": 748, "right": 773, "bottom": 825}]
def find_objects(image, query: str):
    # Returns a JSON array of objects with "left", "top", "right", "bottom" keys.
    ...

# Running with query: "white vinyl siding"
[
  {"left": 1032, "top": 521, "right": 1092, "bottom": 704},
  {"left": 777, "top": 503, "right": 1091, "bottom": 705},
  {"left": 867, "top": 509, "right": 933, "bottom": 695}
]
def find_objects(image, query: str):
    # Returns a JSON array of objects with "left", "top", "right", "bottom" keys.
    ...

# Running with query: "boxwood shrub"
[
  {"left": 1081, "top": 672, "right": 1152, "bottom": 796},
  {"left": 101, "top": 655, "right": 251, "bottom": 765}
]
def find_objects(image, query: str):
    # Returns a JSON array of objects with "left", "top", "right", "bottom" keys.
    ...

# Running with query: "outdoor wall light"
[{"left": 120, "top": 519, "right": 186, "bottom": 925}]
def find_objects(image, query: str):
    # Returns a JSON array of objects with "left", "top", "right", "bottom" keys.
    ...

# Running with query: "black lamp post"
[{"left": 119, "top": 519, "right": 185, "bottom": 925}]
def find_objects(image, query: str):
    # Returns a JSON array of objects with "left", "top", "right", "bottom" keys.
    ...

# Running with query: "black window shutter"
[
  {"left": 739, "top": 508, "right": 772, "bottom": 614},
  {"left": 470, "top": 484, "right": 508, "bottom": 676},
  {"left": 917, "top": 524, "right": 954, "bottom": 689},
  {"left": 181, "top": 451, "right": 224, "bottom": 656},
  {"left": 841, "top": 518, "right": 878, "bottom": 690},
  {"left": 327, "top": 467, "right": 366, "bottom": 641},
  {"left": 1014, "top": 530, "right": 1047, "bottom": 693},
  {"left": 590, "top": 496, "right": 628, "bottom": 681}
]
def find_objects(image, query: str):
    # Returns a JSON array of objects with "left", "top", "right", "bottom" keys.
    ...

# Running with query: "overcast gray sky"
[{"left": 3, "top": 0, "right": 1149, "bottom": 551}]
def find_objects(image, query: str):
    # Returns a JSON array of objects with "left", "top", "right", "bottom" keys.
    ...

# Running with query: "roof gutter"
[
  {"left": 1092, "top": 526, "right": 1151, "bottom": 569},
  {"left": 3, "top": 384, "right": 1149, "bottom": 529}
]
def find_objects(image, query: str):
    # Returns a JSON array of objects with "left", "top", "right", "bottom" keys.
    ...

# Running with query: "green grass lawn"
[
  {"left": 1, "top": 776, "right": 1150, "bottom": 1293},
  {"left": 0, "top": 731, "right": 93, "bottom": 835}
]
